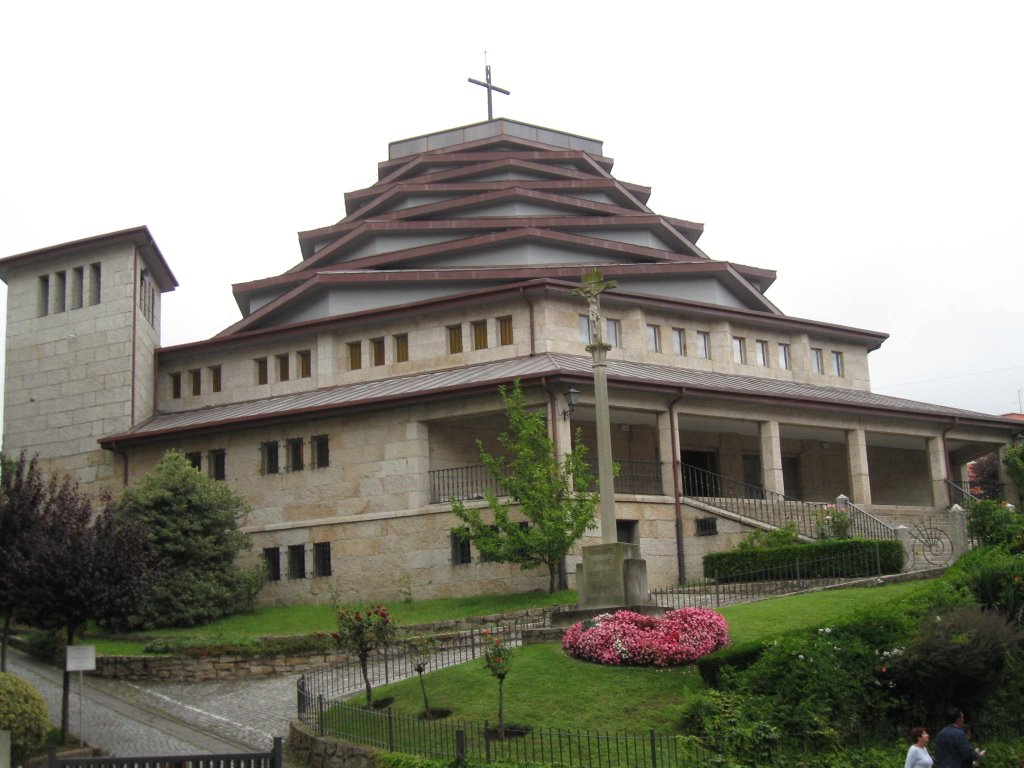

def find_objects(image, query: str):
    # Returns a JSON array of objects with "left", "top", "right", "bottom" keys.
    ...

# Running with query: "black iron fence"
[
  {"left": 430, "top": 465, "right": 504, "bottom": 504},
  {"left": 611, "top": 460, "right": 663, "bottom": 495},
  {"left": 650, "top": 545, "right": 895, "bottom": 610},
  {"left": 315, "top": 703, "right": 710, "bottom": 768},
  {"left": 48, "top": 738, "right": 283, "bottom": 768},
  {"left": 680, "top": 464, "right": 896, "bottom": 541},
  {"left": 298, "top": 623, "right": 535, "bottom": 722}
]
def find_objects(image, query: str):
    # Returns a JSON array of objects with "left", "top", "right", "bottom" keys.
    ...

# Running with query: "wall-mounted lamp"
[{"left": 562, "top": 387, "right": 580, "bottom": 421}]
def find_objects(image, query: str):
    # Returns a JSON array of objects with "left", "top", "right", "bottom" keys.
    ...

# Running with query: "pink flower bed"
[{"left": 562, "top": 608, "right": 729, "bottom": 667}]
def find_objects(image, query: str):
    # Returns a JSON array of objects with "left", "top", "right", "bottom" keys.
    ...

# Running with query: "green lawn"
[{"left": 339, "top": 580, "right": 935, "bottom": 734}]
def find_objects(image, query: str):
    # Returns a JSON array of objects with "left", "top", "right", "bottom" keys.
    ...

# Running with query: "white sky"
[{"left": 1, "top": 1, "right": 1022, "bottom": 418}]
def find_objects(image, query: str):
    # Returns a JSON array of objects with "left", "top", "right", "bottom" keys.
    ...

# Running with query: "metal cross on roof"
[{"left": 468, "top": 63, "right": 510, "bottom": 121}]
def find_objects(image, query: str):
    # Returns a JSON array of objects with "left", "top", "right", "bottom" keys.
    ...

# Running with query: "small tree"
[
  {"left": 14, "top": 475, "right": 149, "bottom": 740},
  {"left": 482, "top": 628, "right": 513, "bottom": 737},
  {"left": 334, "top": 604, "right": 396, "bottom": 710},
  {"left": 406, "top": 636, "right": 438, "bottom": 718},
  {"left": 113, "top": 450, "right": 263, "bottom": 628},
  {"left": 0, "top": 453, "right": 45, "bottom": 672},
  {"left": 452, "top": 381, "right": 598, "bottom": 592},
  {"left": 1005, "top": 444, "right": 1024, "bottom": 499}
]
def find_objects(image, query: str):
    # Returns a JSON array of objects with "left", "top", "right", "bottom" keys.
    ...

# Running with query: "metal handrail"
[
  {"left": 680, "top": 464, "right": 896, "bottom": 540},
  {"left": 946, "top": 478, "right": 982, "bottom": 508}
]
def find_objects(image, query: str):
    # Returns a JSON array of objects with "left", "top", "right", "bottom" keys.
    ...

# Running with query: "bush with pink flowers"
[{"left": 562, "top": 608, "right": 729, "bottom": 667}]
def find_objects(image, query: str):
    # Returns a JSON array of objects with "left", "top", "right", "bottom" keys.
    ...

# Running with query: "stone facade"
[{"left": 2, "top": 120, "right": 1019, "bottom": 606}]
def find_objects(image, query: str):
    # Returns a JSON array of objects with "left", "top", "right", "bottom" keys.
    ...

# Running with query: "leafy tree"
[
  {"left": 0, "top": 453, "right": 45, "bottom": 672},
  {"left": 1005, "top": 443, "right": 1024, "bottom": 499},
  {"left": 14, "top": 474, "right": 149, "bottom": 740},
  {"left": 405, "top": 636, "right": 438, "bottom": 718},
  {"left": 970, "top": 452, "right": 1003, "bottom": 499},
  {"left": 452, "top": 381, "right": 598, "bottom": 592},
  {"left": 334, "top": 604, "right": 396, "bottom": 710},
  {"left": 113, "top": 451, "right": 263, "bottom": 628}
]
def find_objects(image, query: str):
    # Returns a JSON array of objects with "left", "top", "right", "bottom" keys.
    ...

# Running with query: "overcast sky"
[{"left": 1, "top": 1, "right": 1022, "bottom": 418}]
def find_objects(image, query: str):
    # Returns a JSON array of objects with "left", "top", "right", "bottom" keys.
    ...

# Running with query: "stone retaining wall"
[
  {"left": 289, "top": 719, "right": 378, "bottom": 768},
  {"left": 89, "top": 606, "right": 553, "bottom": 682}
]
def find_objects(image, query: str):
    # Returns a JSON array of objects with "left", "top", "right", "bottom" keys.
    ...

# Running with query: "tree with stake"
[
  {"left": 406, "top": 636, "right": 439, "bottom": 718},
  {"left": 334, "top": 604, "right": 396, "bottom": 710},
  {"left": 452, "top": 381, "right": 598, "bottom": 592},
  {"left": 482, "top": 629, "right": 513, "bottom": 738}
]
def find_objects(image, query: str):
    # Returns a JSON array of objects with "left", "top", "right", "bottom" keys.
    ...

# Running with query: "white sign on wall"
[{"left": 65, "top": 645, "right": 96, "bottom": 672}]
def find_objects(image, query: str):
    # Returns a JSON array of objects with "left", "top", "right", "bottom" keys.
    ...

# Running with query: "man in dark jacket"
[{"left": 933, "top": 707, "right": 985, "bottom": 768}]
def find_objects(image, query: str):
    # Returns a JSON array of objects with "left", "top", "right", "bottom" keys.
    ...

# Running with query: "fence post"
[
  {"left": 272, "top": 736, "right": 283, "bottom": 768},
  {"left": 713, "top": 573, "right": 720, "bottom": 608},
  {"left": 649, "top": 729, "right": 657, "bottom": 768},
  {"left": 485, "top": 721, "right": 492, "bottom": 763},
  {"left": 456, "top": 730, "right": 466, "bottom": 765},
  {"left": 387, "top": 709, "right": 395, "bottom": 751},
  {"left": 317, "top": 693, "right": 326, "bottom": 737},
  {"left": 875, "top": 541, "right": 882, "bottom": 575},
  {"left": 795, "top": 556, "right": 801, "bottom": 586}
]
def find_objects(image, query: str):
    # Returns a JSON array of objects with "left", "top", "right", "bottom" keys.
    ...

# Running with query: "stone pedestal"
[{"left": 575, "top": 542, "right": 649, "bottom": 610}]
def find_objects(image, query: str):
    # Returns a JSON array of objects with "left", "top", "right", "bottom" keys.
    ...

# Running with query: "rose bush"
[{"left": 562, "top": 608, "right": 729, "bottom": 666}]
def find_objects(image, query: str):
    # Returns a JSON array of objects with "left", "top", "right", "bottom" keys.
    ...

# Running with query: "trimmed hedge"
[
  {"left": 142, "top": 632, "right": 336, "bottom": 657},
  {"left": 703, "top": 539, "right": 903, "bottom": 582},
  {"left": 695, "top": 639, "right": 766, "bottom": 688}
]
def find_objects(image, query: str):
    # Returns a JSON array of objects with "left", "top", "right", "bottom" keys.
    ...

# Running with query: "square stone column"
[
  {"left": 845, "top": 428, "right": 872, "bottom": 505},
  {"left": 576, "top": 542, "right": 649, "bottom": 609},
  {"left": 759, "top": 420, "right": 784, "bottom": 496},
  {"left": 657, "top": 409, "right": 678, "bottom": 497},
  {"left": 927, "top": 436, "right": 950, "bottom": 507}
]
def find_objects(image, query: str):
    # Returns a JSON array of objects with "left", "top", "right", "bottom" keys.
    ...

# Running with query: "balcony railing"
[
  {"left": 680, "top": 464, "right": 896, "bottom": 541},
  {"left": 429, "top": 459, "right": 665, "bottom": 504}
]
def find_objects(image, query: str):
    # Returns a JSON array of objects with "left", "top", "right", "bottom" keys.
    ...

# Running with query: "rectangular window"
[
  {"left": 672, "top": 328, "right": 686, "bottom": 356},
  {"left": 298, "top": 350, "right": 312, "bottom": 378},
  {"left": 210, "top": 366, "right": 222, "bottom": 393},
  {"left": 778, "top": 343, "right": 791, "bottom": 370},
  {"left": 348, "top": 341, "right": 362, "bottom": 371},
  {"left": 256, "top": 357, "right": 269, "bottom": 385},
  {"left": 695, "top": 517, "right": 719, "bottom": 536},
  {"left": 277, "top": 354, "right": 290, "bottom": 382},
  {"left": 311, "top": 434, "right": 330, "bottom": 469},
  {"left": 54, "top": 271, "right": 66, "bottom": 313},
  {"left": 208, "top": 449, "right": 226, "bottom": 481},
  {"left": 261, "top": 441, "right": 280, "bottom": 475},
  {"left": 756, "top": 340, "right": 769, "bottom": 367},
  {"left": 447, "top": 325, "right": 463, "bottom": 354},
  {"left": 497, "top": 316, "right": 514, "bottom": 346},
  {"left": 607, "top": 319, "right": 622, "bottom": 348},
  {"left": 450, "top": 531, "right": 472, "bottom": 565},
  {"left": 170, "top": 372, "right": 182, "bottom": 399},
  {"left": 472, "top": 320, "right": 488, "bottom": 350},
  {"left": 185, "top": 451, "right": 202, "bottom": 470},
  {"left": 832, "top": 351, "right": 844, "bottom": 377},
  {"left": 646, "top": 324, "right": 661, "bottom": 353},
  {"left": 263, "top": 547, "right": 281, "bottom": 582},
  {"left": 696, "top": 331, "right": 711, "bottom": 359},
  {"left": 811, "top": 347, "right": 824, "bottom": 374},
  {"left": 394, "top": 334, "right": 409, "bottom": 363},
  {"left": 190, "top": 369, "right": 201, "bottom": 396},
  {"left": 71, "top": 267, "right": 84, "bottom": 310},
  {"left": 287, "top": 438, "right": 304, "bottom": 472},
  {"left": 313, "top": 542, "right": 332, "bottom": 577},
  {"left": 579, "top": 314, "right": 592, "bottom": 344},
  {"left": 371, "top": 337, "right": 385, "bottom": 366},
  {"left": 38, "top": 274, "right": 50, "bottom": 317},
  {"left": 616, "top": 519, "right": 639, "bottom": 545},
  {"left": 733, "top": 337, "right": 747, "bottom": 364},
  {"left": 88, "top": 263, "right": 101, "bottom": 305},
  {"left": 139, "top": 269, "right": 155, "bottom": 325},
  {"left": 288, "top": 544, "right": 306, "bottom": 579}
]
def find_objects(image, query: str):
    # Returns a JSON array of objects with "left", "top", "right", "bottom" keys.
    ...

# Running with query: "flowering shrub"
[
  {"left": 562, "top": 608, "right": 729, "bottom": 667},
  {"left": 481, "top": 628, "right": 513, "bottom": 679},
  {"left": 335, "top": 604, "right": 396, "bottom": 709}
]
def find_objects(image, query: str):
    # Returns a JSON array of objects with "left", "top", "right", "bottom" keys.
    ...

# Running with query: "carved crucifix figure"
[
  {"left": 574, "top": 268, "right": 619, "bottom": 543},
  {"left": 467, "top": 62, "right": 510, "bottom": 121}
]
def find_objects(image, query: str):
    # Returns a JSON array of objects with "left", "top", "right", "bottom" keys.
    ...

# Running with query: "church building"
[{"left": 2, "top": 118, "right": 1019, "bottom": 604}]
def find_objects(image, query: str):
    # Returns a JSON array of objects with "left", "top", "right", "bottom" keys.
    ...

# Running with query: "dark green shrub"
[
  {"left": 696, "top": 639, "right": 767, "bottom": 688},
  {"left": 736, "top": 522, "right": 800, "bottom": 550},
  {"left": 0, "top": 672, "right": 49, "bottom": 761},
  {"left": 703, "top": 539, "right": 903, "bottom": 581},
  {"left": 945, "top": 546, "right": 1024, "bottom": 620},
  {"left": 23, "top": 628, "right": 64, "bottom": 664},
  {"left": 142, "top": 632, "right": 336, "bottom": 657},
  {"left": 967, "top": 499, "right": 1024, "bottom": 551},
  {"left": 886, "top": 604, "right": 1023, "bottom": 725}
]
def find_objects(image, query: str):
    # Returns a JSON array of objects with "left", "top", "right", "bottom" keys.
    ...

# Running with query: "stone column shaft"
[
  {"left": 657, "top": 409, "right": 677, "bottom": 497},
  {"left": 759, "top": 420, "right": 784, "bottom": 496},
  {"left": 845, "top": 428, "right": 872, "bottom": 505},
  {"left": 927, "top": 435, "right": 949, "bottom": 507}
]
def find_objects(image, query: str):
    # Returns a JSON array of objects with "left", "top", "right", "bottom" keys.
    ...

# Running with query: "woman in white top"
[{"left": 905, "top": 726, "right": 934, "bottom": 768}]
